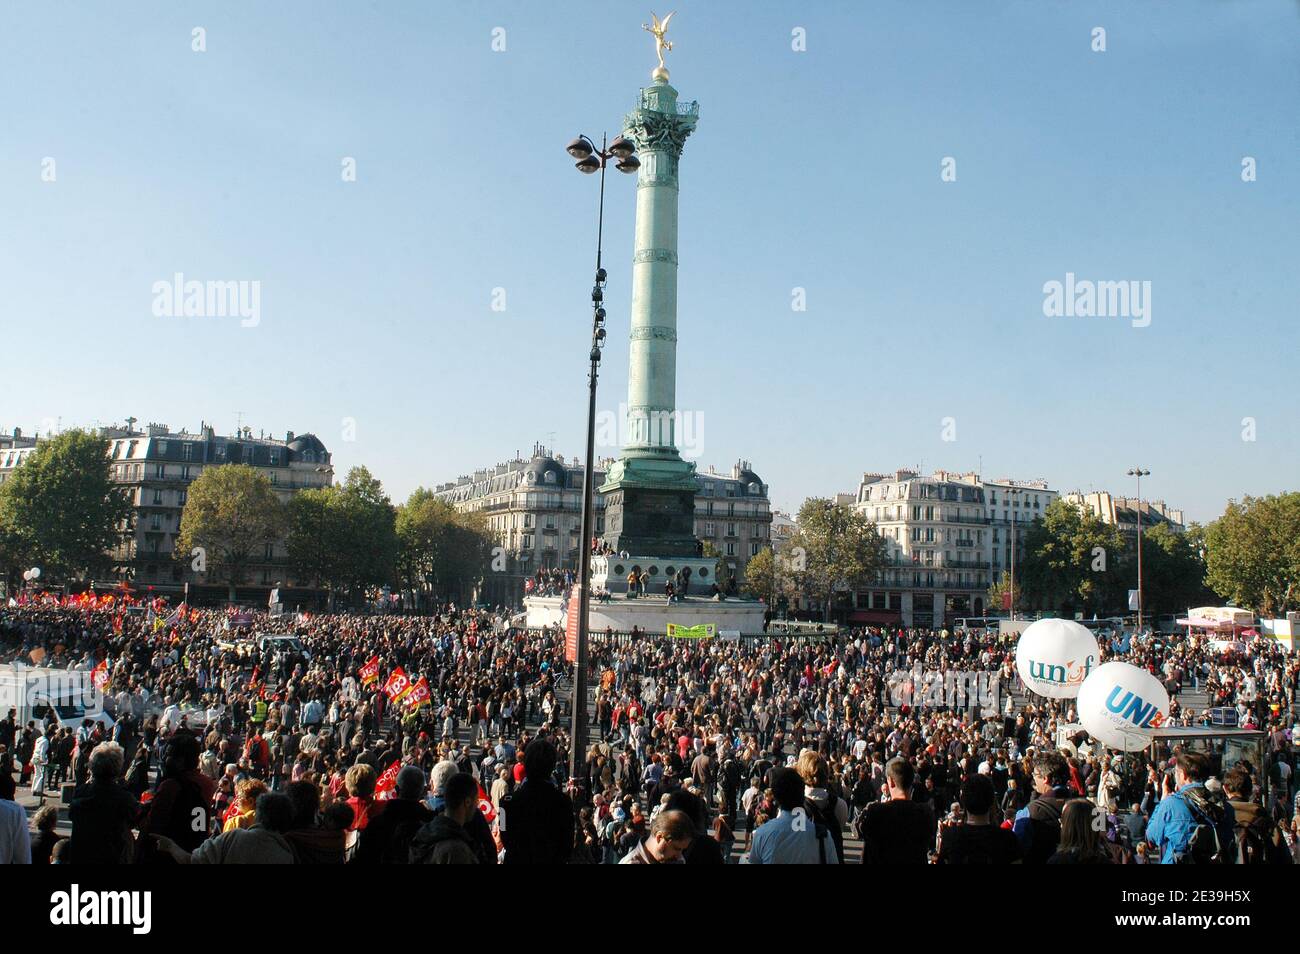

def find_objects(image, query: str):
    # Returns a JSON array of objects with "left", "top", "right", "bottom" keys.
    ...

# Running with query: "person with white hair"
[{"left": 67, "top": 741, "right": 140, "bottom": 864}]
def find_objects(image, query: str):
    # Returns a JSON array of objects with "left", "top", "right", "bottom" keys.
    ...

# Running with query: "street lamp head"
[
  {"left": 566, "top": 136, "right": 594, "bottom": 159},
  {"left": 615, "top": 156, "right": 640, "bottom": 174},
  {"left": 595, "top": 267, "right": 607, "bottom": 283},
  {"left": 575, "top": 155, "right": 601, "bottom": 174},
  {"left": 608, "top": 136, "right": 635, "bottom": 159}
]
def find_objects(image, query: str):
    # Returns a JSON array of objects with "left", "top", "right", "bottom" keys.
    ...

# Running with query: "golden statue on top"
[{"left": 643, "top": 11, "right": 675, "bottom": 81}]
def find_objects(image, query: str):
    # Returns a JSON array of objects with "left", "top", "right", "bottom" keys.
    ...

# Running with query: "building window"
[
  {"left": 750, "top": 542, "right": 760, "bottom": 557},
  {"left": 152, "top": 490, "right": 163, "bottom": 505},
  {"left": 726, "top": 543, "right": 735, "bottom": 556},
  {"left": 151, "top": 514, "right": 161, "bottom": 530},
  {"left": 183, "top": 443, "right": 193, "bottom": 461},
  {"left": 705, "top": 522, "right": 715, "bottom": 536},
  {"left": 181, "top": 465, "right": 190, "bottom": 480},
  {"left": 178, "top": 490, "right": 187, "bottom": 506},
  {"left": 265, "top": 543, "right": 274, "bottom": 560}
]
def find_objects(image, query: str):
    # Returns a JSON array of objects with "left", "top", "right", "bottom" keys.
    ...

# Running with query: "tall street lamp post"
[
  {"left": 1008, "top": 487, "right": 1021, "bottom": 620},
  {"left": 1127, "top": 467, "right": 1151, "bottom": 633},
  {"left": 564, "top": 132, "right": 639, "bottom": 785}
]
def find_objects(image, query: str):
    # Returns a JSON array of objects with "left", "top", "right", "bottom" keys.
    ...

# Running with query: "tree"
[
  {"left": 1204, "top": 494, "right": 1300, "bottom": 616},
  {"left": 986, "top": 570, "right": 1024, "bottom": 618},
  {"left": 177, "top": 464, "right": 284, "bottom": 602},
  {"left": 286, "top": 467, "right": 398, "bottom": 608},
  {"left": 1016, "top": 499, "right": 1126, "bottom": 617},
  {"left": 744, "top": 546, "right": 776, "bottom": 603},
  {"left": 333, "top": 467, "right": 398, "bottom": 599},
  {"left": 1121, "top": 522, "right": 1214, "bottom": 615},
  {"left": 395, "top": 489, "right": 493, "bottom": 608},
  {"left": 787, "top": 498, "right": 888, "bottom": 622},
  {"left": 0, "top": 430, "right": 131, "bottom": 581},
  {"left": 701, "top": 541, "right": 734, "bottom": 593}
]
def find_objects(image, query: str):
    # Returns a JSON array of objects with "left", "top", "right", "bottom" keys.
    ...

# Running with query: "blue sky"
[{"left": 2, "top": 0, "right": 1296, "bottom": 523}]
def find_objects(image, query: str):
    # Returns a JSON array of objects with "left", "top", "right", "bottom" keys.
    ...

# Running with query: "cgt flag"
[
  {"left": 374, "top": 760, "right": 402, "bottom": 801},
  {"left": 91, "top": 659, "right": 110, "bottom": 691},
  {"left": 403, "top": 676, "right": 431, "bottom": 710},
  {"left": 383, "top": 667, "right": 413, "bottom": 704},
  {"left": 359, "top": 656, "right": 380, "bottom": 687}
]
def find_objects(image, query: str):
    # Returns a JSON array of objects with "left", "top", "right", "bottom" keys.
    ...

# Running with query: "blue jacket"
[{"left": 1146, "top": 783, "right": 1236, "bottom": 864}]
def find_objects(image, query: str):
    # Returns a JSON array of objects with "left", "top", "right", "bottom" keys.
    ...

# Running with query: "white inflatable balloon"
[
  {"left": 1015, "top": 619, "right": 1100, "bottom": 698},
  {"left": 1076, "top": 661, "right": 1170, "bottom": 751}
]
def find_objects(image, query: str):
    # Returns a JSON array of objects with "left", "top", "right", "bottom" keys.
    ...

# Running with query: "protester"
[
  {"left": 858, "top": 758, "right": 932, "bottom": 864},
  {"left": 154, "top": 792, "right": 297, "bottom": 864},
  {"left": 410, "top": 772, "right": 481, "bottom": 863},
  {"left": 748, "top": 767, "right": 838, "bottom": 864},
  {"left": 1147, "top": 752, "right": 1236, "bottom": 864},
  {"left": 937, "top": 774, "right": 1021, "bottom": 864}
]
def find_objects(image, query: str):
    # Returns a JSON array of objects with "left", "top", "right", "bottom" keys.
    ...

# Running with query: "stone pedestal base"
[
  {"left": 523, "top": 593, "right": 766, "bottom": 636},
  {"left": 589, "top": 553, "right": 716, "bottom": 597}
]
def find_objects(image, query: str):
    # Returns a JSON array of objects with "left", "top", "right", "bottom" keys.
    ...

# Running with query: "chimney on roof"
[{"left": 286, "top": 431, "right": 294, "bottom": 443}]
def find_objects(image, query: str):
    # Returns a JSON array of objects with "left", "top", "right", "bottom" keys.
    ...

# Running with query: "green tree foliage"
[
  {"left": 787, "top": 498, "right": 888, "bottom": 621},
  {"left": 286, "top": 467, "right": 397, "bottom": 607},
  {"left": 1016, "top": 499, "right": 1126, "bottom": 617},
  {"left": 1204, "top": 494, "right": 1300, "bottom": 616},
  {"left": 0, "top": 430, "right": 131, "bottom": 581},
  {"left": 395, "top": 489, "right": 493, "bottom": 607},
  {"left": 178, "top": 464, "right": 284, "bottom": 601}
]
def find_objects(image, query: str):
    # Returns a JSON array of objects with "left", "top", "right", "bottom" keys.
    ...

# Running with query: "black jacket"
[
  {"left": 500, "top": 779, "right": 574, "bottom": 864},
  {"left": 354, "top": 798, "right": 433, "bottom": 864}
]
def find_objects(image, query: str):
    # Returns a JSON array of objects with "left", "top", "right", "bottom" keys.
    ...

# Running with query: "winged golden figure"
[{"left": 642, "top": 11, "right": 675, "bottom": 72}]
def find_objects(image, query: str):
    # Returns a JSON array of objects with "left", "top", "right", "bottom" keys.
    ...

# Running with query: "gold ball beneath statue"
[{"left": 651, "top": 65, "right": 670, "bottom": 83}]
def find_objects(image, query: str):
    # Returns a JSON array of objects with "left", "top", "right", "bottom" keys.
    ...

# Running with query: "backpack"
[
  {"left": 1176, "top": 787, "right": 1232, "bottom": 865},
  {"left": 1236, "top": 812, "right": 1291, "bottom": 865},
  {"left": 803, "top": 797, "right": 844, "bottom": 864}
]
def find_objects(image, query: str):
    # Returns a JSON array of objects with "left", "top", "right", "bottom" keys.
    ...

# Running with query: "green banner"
[{"left": 667, "top": 623, "right": 716, "bottom": 639}]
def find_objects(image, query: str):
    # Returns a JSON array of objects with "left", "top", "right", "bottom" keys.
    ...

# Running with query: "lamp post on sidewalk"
[{"left": 564, "top": 132, "right": 639, "bottom": 784}]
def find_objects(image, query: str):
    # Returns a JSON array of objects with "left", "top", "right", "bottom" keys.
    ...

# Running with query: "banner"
[
  {"left": 403, "top": 676, "right": 430, "bottom": 709},
  {"left": 90, "top": 660, "right": 110, "bottom": 691},
  {"left": 477, "top": 780, "right": 497, "bottom": 824},
  {"left": 565, "top": 585, "right": 581, "bottom": 663},
  {"left": 667, "top": 623, "right": 715, "bottom": 639},
  {"left": 374, "top": 760, "right": 402, "bottom": 801},
  {"left": 359, "top": 656, "right": 380, "bottom": 687},
  {"left": 383, "top": 668, "right": 413, "bottom": 704},
  {"left": 1127, "top": 589, "right": 1139, "bottom": 611}
]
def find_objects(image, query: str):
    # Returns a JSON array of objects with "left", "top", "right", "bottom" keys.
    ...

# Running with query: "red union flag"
[
  {"left": 374, "top": 760, "right": 402, "bottom": 801},
  {"left": 383, "top": 668, "right": 412, "bottom": 704},
  {"left": 91, "top": 660, "right": 110, "bottom": 691},
  {"left": 403, "top": 676, "right": 430, "bottom": 710},
  {"left": 477, "top": 780, "right": 497, "bottom": 824},
  {"left": 359, "top": 656, "right": 380, "bottom": 687},
  {"left": 565, "top": 585, "right": 581, "bottom": 663}
]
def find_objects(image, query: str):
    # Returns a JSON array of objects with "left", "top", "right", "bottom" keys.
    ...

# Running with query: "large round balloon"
[
  {"left": 1014, "top": 619, "right": 1100, "bottom": 698},
  {"left": 1076, "top": 661, "right": 1170, "bottom": 751}
]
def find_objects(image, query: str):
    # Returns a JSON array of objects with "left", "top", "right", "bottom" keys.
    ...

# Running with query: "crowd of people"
[{"left": 1, "top": 598, "right": 1298, "bottom": 865}]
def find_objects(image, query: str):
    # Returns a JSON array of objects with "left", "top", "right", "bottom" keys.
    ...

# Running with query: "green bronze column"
[{"left": 599, "top": 64, "right": 701, "bottom": 558}]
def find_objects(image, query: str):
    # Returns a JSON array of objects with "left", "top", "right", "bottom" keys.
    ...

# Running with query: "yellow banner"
[{"left": 667, "top": 623, "right": 715, "bottom": 639}]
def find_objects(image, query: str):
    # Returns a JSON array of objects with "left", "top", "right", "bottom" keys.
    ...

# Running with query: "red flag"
[
  {"left": 403, "top": 676, "right": 430, "bottom": 710},
  {"left": 359, "top": 656, "right": 381, "bottom": 687},
  {"left": 382, "top": 667, "right": 412, "bottom": 703},
  {"left": 477, "top": 781, "right": 496, "bottom": 824},
  {"left": 564, "top": 586, "right": 581, "bottom": 663},
  {"left": 91, "top": 660, "right": 110, "bottom": 691},
  {"left": 374, "top": 760, "right": 402, "bottom": 801}
]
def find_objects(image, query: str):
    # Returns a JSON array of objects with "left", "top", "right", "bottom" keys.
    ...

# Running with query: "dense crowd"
[{"left": 1, "top": 600, "right": 1298, "bottom": 865}]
